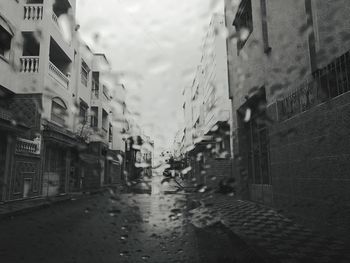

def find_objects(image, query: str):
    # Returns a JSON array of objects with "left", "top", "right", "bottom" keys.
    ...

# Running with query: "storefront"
[{"left": 42, "top": 121, "right": 76, "bottom": 197}]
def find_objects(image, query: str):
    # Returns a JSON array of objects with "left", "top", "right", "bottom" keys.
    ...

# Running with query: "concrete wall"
[
  {"left": 110, "top": 84, "right": 126, "bottom": 152},
  {"left": 225, "top": 0, "right": 350, "bottom": 241},
  {"left": 202, "top": 14, "right": 231, "bottom": 135},
  {"left": 268, "top": 91, "right": 350, "bottom": 241},
  {"left": 313, "top": 0, "right": 350, "bottom": 68},
  {"left": 0, "top": 0, "right": 21, "bottom": 91},
  {"left": 183, "top": 84, "right": 193, "bottom": 150},
  {"left": 2, "top": 0, "right": 79, "bottom": 131},
  {"left": 73, "top": 42, "right": 93, "bottom": 136}
]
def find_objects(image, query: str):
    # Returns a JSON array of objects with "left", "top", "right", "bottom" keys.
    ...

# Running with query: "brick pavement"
[{"left": 198, "top": 195, "right": 350, "bottom": 263}]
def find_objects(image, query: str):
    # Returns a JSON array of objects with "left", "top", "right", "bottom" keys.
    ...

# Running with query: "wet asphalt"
[{"left": 0, "top": 177, "right": 263, "bottom": 263}]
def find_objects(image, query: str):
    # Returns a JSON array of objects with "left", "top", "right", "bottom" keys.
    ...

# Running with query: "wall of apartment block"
[
  {"left": 267, "top": 91, "right": 350, "bottom": 241},
  {"left": 203, "top": 156, "right": 232, "bottom": 190}
]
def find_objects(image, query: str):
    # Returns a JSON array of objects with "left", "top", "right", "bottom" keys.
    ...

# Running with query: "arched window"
[{"left": 51, "top": 97, "right": 67, "bottom": 126}]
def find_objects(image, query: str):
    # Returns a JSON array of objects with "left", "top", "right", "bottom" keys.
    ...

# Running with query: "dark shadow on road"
[{"left": 193, "top": 222, "right": 274, "bottom": 263}]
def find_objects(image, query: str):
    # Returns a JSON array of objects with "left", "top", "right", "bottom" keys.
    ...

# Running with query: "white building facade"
[{"left": 0, "top": 0, "right": 127, "bottom": 201}]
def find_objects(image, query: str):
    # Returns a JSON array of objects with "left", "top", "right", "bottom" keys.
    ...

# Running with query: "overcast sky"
[{"left": 76, "top": 0, "right": 224, "bottom": 154}]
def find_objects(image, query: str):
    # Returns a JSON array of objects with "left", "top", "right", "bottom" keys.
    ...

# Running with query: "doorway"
[{"left": 238, "top": 87, "right": 272, "bottom": 204}]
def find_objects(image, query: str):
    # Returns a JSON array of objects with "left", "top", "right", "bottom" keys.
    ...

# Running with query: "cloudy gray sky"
[{"left": 76, "top": 0, "right": 224, "bottom": 154}]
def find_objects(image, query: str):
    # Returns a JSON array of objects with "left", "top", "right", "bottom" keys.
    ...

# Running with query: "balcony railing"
[
  {"left": 48, "top": 61, "right": 69, "bottom": 89},
  {"left": 52, "top": 12, "right": 59, "bottom": 27},
  {"left": 103, "top": 85, "right": 110, "bottom": 100},
  {"left": 20, "top": 56, "right": 39, "bottom": 73},
  {"left": 16, "top": 138, "right": 40, "bottom": 155},
  {"left": 24, "top": 4, "right": 43, "bottom": 20},
  {"left": 101, "top": 127, "right": 108, "bottom": 139},
  {"left": 81, "top": 73, "right": 88, "bottom": 87},
  {"left": 278, "top": 50, "right": 350, "bottom": 121}
]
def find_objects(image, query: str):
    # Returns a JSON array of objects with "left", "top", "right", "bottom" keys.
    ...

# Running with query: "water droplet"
[{"left": 244, "top": 108, "right": 251, "bottom": 122}]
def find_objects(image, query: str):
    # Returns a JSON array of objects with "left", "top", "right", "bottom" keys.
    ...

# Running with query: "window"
[
  {"left": 26, "top": 0, "right": 44, "bottom": 3},
  {"left": 109, "top": 123, "right": 113, "bottom": 143},
  {"left": 79, "top": 100, "right": 88, "bottom": 123},
  {"left": 90, "top": 107, "right": 98, "bottom": 128},
  {"left": 0, "top": 25, "right": 12, "bottom": 60},
  {"left": 233, "top": 0, "right": 253, "bottom": 51},
  {"left": 81, "top": 60, "right": 90, "bottom": 87},
  {"left": 102, "top": 109, "right": 108, "bottom": 132},
  {"left": 52, "top": 0, "right": 71, "bottom": 18},
  {"left": 103, "top": 85, "right": 110, "bottom": 99},
  {"left": 260, "top": 0, "right": 271, "bottom": 53},
  {"left": 51, "top": 97, "right": 67, "bottom": 126},
  {"left": 92, "top": 72, "right": 99, "bottom": 99},
  {"left": 22, "top": 32, "right": 40, "bottom": 56}
]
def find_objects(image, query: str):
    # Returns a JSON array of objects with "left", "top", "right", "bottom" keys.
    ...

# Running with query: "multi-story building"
[
  {"left": 0, "top": 0, "right": 79, "bottom": 200},
  {"left": 107, "top": 83, "right": 127, "bottom": 185},
  {"left": 0, "top": 0, "right": 128, "bottom": 202},
  {"left": 140, "top": 135, "right": 154, "bottom": 178},
  {"left": 173, "top": 128, "right": 184, "bottom": 159},
  {"left": 183, "top": 14, "right": 232, "bottom": 186},
  {"left": 123, "top": 119, "right": 154, "bottom": 183},
  {"left": 225, "top": 0, "right": 350, "bottom": 240},
  {"left": 182, "top": 82, "right": 193, "bottom": 153}
]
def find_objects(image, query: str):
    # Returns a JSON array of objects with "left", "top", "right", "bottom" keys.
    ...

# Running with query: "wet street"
[
  {"left": 0, "top": 184, "right": 190, "bottom": 262},
  {"left": 0, "top": 177, "right": 257, "bottom": 263}
]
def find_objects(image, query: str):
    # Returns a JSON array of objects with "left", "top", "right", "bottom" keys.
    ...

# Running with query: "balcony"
[
  {"left": 15, "top": 138, "right": 40, "bottom": 155},
  {"left": 91, "top": 127, "right": 107, "bottom": 141},
  {"left": 103, "top": 85, "right": 111, "bottom": 100},
  {"left": 51, "top": 0, "right": 72, "bottom": 42},
  {"left": 48, "top": 37, "right": 71, "bottom": 89},
  {"left": 24, "top": 4, "right": 44, "bottom": 21},
  {"left": 20, "top": 56, "right": 39, "bottom": 73},
  {"left": 102, "top": 127, "right": 108, "bottom": 138},
  {"left": 49, "top": 61, "right": 69, "bottom": 89},
  {"left": 52, "top": 12, "right": 59, "bottom": 26}
]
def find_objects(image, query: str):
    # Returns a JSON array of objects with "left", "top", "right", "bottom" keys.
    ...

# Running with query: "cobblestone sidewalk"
[{"left": 200, "top": 195, "right": 350, "bottom": 263}]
